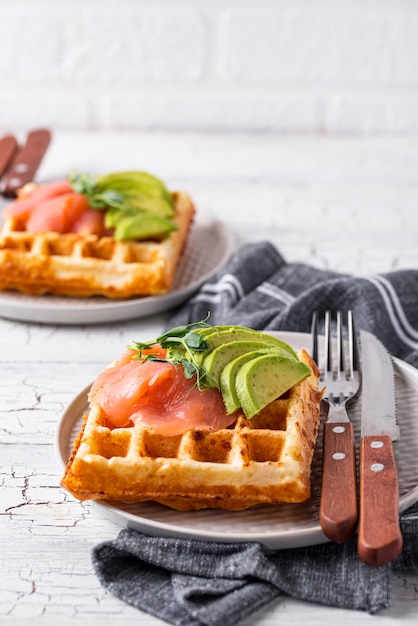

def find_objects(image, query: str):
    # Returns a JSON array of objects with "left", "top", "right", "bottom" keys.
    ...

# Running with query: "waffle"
[
  {"left": 0, "top": 191, "right": 195, "bottom": 298},
  {"left": 60, "top": 350, "right": 321, "bottom": 511}
]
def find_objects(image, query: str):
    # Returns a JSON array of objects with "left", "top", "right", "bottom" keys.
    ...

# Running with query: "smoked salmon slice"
[
  {"left": 2, "top": 179, "right": 109, "bottom": 237},
  {"left": 26, "top": 192, "right": 91, "bottom": 233},
  {"left": 88, "top": 347, "right": 237, "bottom": 435},
  {"left": 3, "top": 179, "right": 73, "bottom": 221},
  {"left": 71, "top": 207, "right": 106, "bottom": 236}
]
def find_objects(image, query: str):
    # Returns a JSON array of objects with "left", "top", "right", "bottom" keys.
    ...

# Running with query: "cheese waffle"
[
  {"left": 61, "top": 350, "right": 321, "bottom": 511},
  {"left": 0, "top": 191, "right": 195, "bottom": 298}
]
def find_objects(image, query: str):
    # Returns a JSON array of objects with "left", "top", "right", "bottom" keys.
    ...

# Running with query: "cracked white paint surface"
[{"left": 1, "top": 131, "right": 418, "bottom": 624}]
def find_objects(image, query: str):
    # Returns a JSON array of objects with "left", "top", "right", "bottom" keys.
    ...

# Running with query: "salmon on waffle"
[
  {"left": 60, "top": 323, "right": 321, "bottom": 511},
  {"left": 0, "top": 172, "right": 195, "bottom": 299}
]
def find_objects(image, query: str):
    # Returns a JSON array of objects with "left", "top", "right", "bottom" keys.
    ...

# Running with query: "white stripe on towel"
[
  {"left": 257, "top": 283, "right": 295, "bottom": 306},
  {"left": 192, "top": 274, "right": 244, "bottom": 305},
  {"left": 364, "top": 275, "right": 418, "bottom": 350}
]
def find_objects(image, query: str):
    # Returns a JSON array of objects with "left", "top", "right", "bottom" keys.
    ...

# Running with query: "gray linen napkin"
[
  {"left": 92, "top": 241, "right": 418, "bottom": 625},
  {"left": 167, "top": 241, "right": 418, "bottom": 368},
  {"left": 92, "top": 503, "right": 418, "bottom": 625}
]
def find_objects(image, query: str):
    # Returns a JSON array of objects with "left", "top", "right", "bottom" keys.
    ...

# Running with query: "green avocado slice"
[
  {"left": 235, "top": 354, "right": 311, "bottom": 419},
  {"left": 113, "top": 212, "right": 177, "bottom": 241},
  {"left": 219, "top": 348, "right": 284, "bottom": 414},
  {"left": 193, "top": 326, "right": 298, "bottom": 364},
  {"left": 202, "top": 341, "right": 291, "bottom": 385},
  {"left": 97, "top": 171, "right": 174, "bottom": 217}
]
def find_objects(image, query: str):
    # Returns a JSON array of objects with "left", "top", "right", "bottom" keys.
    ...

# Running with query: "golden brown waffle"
[
  {"left": 61, "top": 350, "right": 321, "bottom": 511},
  {"left": 0, "top": 191, "right": 195, "bottom": 298}
]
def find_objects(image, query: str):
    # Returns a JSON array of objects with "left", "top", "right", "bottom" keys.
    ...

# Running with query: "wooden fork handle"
[
  {"left": 2, "top": 129, "right": 51, "bottom": 197},
  {"left": 358, "top": 435, "right": 403, "bottom": 566},
  {"left": 320, "top": 421, "right": 358, "bottom": 543}
]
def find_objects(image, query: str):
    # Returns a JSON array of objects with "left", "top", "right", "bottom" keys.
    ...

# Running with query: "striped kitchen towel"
[
  {"left": 92, "top": 504, "right": 418, "bottom": 626},
  {"left": 168, "top": 240, "right": 418, "bottom": 368}
]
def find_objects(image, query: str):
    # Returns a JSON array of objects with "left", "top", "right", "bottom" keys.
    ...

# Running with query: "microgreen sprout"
[{"left": 127, "top": 315, "right": 218, "bottom": 390}]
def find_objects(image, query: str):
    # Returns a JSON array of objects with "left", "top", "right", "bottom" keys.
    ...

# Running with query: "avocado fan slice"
[
  {"left": 234, "top": 353, "right": 311, "bottom": 419},
  {"left": 192, "top": 326, "right": 298, "bottom": 364}
]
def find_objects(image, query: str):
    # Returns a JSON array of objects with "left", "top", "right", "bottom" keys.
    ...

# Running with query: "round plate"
[
  {"left": 0, "top": 213, "right": 235, "bottom": 325},
  {"left": 56, "top": 331, "right": 418, "bottom": 549}
]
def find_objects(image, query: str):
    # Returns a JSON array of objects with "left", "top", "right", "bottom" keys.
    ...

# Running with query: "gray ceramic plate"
[
  {"left": 56, "top": 331, "right": 418, "bottom": 549},
  {"left": 0, "top": 213, "right": 235, "bottom": 325}
]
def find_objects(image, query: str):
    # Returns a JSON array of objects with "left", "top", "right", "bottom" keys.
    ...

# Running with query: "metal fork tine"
[
  {"left": 325, "top": 310, "right": 332, "bottom": 376},
  {"left": 336, "top": 310, "right": 344, "bottom": 378},
  {"left": 311, "top": 311, "right": 319, "bottom": 365},
  {"left": 347, "top": 310, "right": 359, "bottom": 377},
  {"left": 347, "top": 310, "right": 354, "bottom": 378}
]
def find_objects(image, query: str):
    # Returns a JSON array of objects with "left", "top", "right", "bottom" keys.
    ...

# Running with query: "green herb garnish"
[{"left": 128, "top": 316, "right": 218, "bottom": 390}]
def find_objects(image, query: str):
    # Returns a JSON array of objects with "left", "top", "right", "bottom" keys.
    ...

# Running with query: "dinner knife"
[
  {"left": 1, "top": 128, "right": 52, "bottom": 198},
  {"left": 358, "top": 330, "right": 403, "bottom": 567}
]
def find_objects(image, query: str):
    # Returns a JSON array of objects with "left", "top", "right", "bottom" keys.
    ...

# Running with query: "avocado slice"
[
  {"left": 97, "top": 171, "right": 175, "bottom": 217},
  {"left": 219, "top": 347, "right": 283, "bottom": 414},
  {"left": 113, "top": 212, "right": 177, "bottom": 241},
  {"left": 202, "top": 340, "right": 291, "bottom": 385},
  {"left": 193, "top": 326, "right": 298, "bottom": 364},
  {"left": 235, "top": 354, "right": 311, "bottom": 419},
  {"left": 119, "top": 192, "right": 174, "bottom": 218}
]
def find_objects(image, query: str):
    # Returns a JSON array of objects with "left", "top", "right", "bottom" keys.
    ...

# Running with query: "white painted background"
[{"left": 1, "top": 0, "right": 418, "bottom": 133}]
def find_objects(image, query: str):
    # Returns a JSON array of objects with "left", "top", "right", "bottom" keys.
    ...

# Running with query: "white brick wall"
[{"left": 1, "top": 0, "right": 418, "bottom": 134}]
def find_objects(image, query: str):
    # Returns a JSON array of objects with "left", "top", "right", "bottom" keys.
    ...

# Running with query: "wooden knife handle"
[
  {"left": 358, "top": 435, "right": 403, "bottom": 566},
  {"left": 2, "top": 129, "right": 51, "bottom": 197},
  {"left": 320, "top": 421, "right": 358, "bottom": 543},
  {"left": 0, "top": 134, "right": 19, "bottom": 180}
]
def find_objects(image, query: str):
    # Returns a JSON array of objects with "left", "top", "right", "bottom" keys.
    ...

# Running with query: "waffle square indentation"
[
  {"left": 141, "top": 431, "right": 182, "bottom": 459},
  {"left": 91, "top": 427, "right": 132, "bottom": 459}
]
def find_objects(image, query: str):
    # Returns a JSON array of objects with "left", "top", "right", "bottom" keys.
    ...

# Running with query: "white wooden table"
[{"left": 1, "top": 131, "right": 418, "bottom": 625}]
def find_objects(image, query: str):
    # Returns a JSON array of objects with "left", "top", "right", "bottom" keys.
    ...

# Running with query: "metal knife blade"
[
  {"left": 358, "top": 329, "right": 403, "bottom": 566},
  {"left": 360, "top": 330, "right": 399, "bottom": 440}
]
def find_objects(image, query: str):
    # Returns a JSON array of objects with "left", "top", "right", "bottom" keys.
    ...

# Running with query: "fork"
[{"left": 312, "top": 310, "right": 360, "bottom": 544}]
